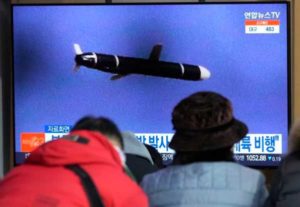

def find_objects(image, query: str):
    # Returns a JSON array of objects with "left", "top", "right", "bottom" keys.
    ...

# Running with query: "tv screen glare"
[{"left": 12, "top": 2, "right": 290, "bottom": 166}]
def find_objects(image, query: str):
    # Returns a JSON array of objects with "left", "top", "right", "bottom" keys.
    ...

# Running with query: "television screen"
[{"left": 12, "top": 2, "right": 290, "bottom": 166}]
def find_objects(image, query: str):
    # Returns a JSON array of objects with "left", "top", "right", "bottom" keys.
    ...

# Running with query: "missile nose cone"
[{"left": 199, "top": 66, "right": 211, "bottom": 80}]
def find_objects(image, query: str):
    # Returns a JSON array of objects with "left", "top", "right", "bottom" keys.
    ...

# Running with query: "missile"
[{"left": 74, "top": 43, "right": 211, "bottom": 81}]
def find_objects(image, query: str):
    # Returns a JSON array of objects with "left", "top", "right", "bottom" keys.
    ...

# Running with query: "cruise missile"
[{"left": 74, "top": 44, "right": 211, "bottom": 81}]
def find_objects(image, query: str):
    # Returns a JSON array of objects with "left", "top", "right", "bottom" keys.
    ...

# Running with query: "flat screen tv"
[{"left": 11, "top": 2, "right": 290, "bottom": 166}]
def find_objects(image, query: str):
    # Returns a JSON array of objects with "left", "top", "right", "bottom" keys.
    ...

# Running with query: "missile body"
[{"left": 74, "top": 44, "right": 211, "bottom": 81}]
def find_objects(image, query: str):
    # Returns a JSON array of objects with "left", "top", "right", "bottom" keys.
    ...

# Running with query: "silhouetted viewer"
[
  {"left": 142, "top": 91, "right": 268, "bottom": 207},
  {"left": 265, "top": 120, "right": 300, "bottom": 207},
  {"left": 0, "top": 116, "right": 149, "bottom": 207}
]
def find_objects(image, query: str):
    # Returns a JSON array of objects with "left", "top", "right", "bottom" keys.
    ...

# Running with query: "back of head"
[
  {"left": 71, "top": 116, "right": 124, "bottom": 149},
  {"left": 170, "top": 91, "right": 248, "bottom": 163}
]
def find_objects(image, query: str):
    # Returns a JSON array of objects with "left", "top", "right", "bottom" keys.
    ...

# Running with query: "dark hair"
[
  {"left": 71, "top": 116, "right": 124, "bottom": 149},
  {"left": 172, "top": 146, "right": 234, "bottom": 165}
]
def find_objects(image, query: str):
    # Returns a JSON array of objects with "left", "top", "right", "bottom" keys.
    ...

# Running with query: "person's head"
[
  {"left": 71, "top": 116, "right": 124, "bottom": 149},
  {"left": 288, "top": 120, "right": 300, "bottom": 154},
  {"left": 170, "top": 91, "right": 248, "bottom": 164}
]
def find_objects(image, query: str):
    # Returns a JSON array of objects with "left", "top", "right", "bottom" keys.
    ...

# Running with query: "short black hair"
[{"left": 71, "top": 116, "right": 124, "bottom": 149}]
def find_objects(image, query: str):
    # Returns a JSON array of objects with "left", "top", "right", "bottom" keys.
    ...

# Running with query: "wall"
[
  {"left": 293, "top": 1, "right": 300, "bottom": 120},
  {"left": 0, "top": 0, "right": 11, "bottom": 177},
  {"left": 12, "top": 0, "right": 105, "bottom": 3},
  {"left": 0, "top": 70, "right": 2, "bottom": 177}
]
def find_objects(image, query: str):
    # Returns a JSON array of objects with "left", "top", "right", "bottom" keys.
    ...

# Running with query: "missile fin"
[
  {"left": 74, "top": 43, "right": 83, "bottom": 55},
  {"left": 73, "top": 64, "right": 81, "bottom": 72},
  {"left": 149, "top": 44, "right": 162, "bottom": 61},
  {"left": 110, "top": 74, "right": 129, "bottom": 81}
]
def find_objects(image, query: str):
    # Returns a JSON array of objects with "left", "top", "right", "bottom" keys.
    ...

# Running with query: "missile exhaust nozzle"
[{"left": 73, "top": 43, "right": 84, "bottom": 72}]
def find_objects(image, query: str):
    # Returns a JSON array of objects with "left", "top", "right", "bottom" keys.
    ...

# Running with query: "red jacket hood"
[{"left": 26, "top": 130, "right": 122, "bottom": 168}]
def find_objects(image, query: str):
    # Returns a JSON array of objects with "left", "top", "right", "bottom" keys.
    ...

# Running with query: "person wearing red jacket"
[{"left": 0, "top": 116, "right": 149, "bottom": 207}]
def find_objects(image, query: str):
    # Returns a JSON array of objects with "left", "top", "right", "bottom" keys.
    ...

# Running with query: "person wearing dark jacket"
[
  {"left": 144, "top": 144, "right": 164, "bottom": 169},
  {"left": 123, "top": 131, "right": 158, "bottom": 183},
  {"left": 0, "top": 116, "right": 149, "bottom": 207},
  {"left": 265, "top": 120, "right": 300, "bottom": 207}
]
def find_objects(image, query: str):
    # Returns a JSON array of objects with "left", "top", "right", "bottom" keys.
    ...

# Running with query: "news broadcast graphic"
[
  {"left": 13, "top": 3, "right": 290, "bottom": 166},
  {"left": 244, "top": 11, "right": 281, "bottom": 34}
]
